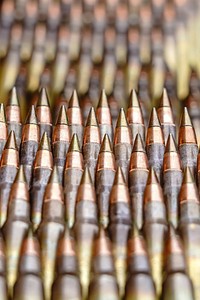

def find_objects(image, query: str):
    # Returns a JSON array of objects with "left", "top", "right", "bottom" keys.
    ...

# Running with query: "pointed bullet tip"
[
  {"left": 147, "top": 168, "right": 159, "bottom": 185},
  {"left": 180, "top": 107, "right": 192, "bottom": 127},
  {"left": 68, "top": 90, "right": 80, "bottom": 108},
  {"left": 100, "top": 134, "right": 112, "bottom": 152},
  {"left": 133, "top": 133, "right": 145, "bottom": 152},
  {"left": 165, "top": 134, "right": 177, "bottom": 153},
  {"left": 128, "top": 89, "right": 140, "bottom": 108},
  {"left": 159, "top": 88, "right": 171, "bottom": 107},
  {"left": 86, "top": 107, "right": 98, "bottom": 127},
  {"left": 116, "top": 108, "right": 129, "bottom": 127},
  {"left": 37, "top": 87, "right": 50, "bottom": 107},
  {"left": 14, "top": 165, "right": 26, "bottom": 183},
  {"left": 114, "top": 166, "right": 126, "bottom": 185},
  {"left": 97, "top": 90, "right": 109, "bottom": 108},
  {"left": 148, "top": 107, "right": 161, "bottom": 127},
  {"left": 56, "top": 105, "right": 68, "bottom": 125},
  {"left": 5, "top": 131, "right": 18, "bottom": 150},
  {"left": 81, "top": 167, "right": 93, "bottom": 185},
  {"left": 38, "top": 132, "right": 51, "bottom": 151},
  {"left": 25, "top": 105, "right": 37, "bottom": 124},
  {"left": 8, "top": 86, "right": 20, "bottom": 106},
  {"left": 49, "top": 166, "right": 60, "bottom": 183},
  {"left": 183, "top": 167, "right": 194, "bottom": 184},
  {"left": 68, "top": 134, "right": 80, "bottom": 152},
  {"left": 0, "top": 104, "right": 6, "bottom": 123}
]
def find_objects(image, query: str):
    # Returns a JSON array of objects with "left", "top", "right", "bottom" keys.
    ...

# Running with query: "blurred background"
[{"left": 0, "top": 0, "right": 200, "bottom": 121}]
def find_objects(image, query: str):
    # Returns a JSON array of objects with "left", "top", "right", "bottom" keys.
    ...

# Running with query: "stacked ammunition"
[{"left": 1, "top": 0, "right": 200, "bottom": 299}]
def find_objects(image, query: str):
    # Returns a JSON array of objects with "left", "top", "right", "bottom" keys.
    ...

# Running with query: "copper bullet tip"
[
  {"left": 25, "top": 105, "right": 38, "bottom": 125},
  {"left": 100, "top": 134, "right": 112, "bottom": 153},
  {"left": 8, "top": 86, "right": 20, "bottom": 106},
  {"left": 0, "top": 104, "right": 6, "bottom": 123},
  {"left": 144, "top": 168, "right": 164, "bottom": 203},
  {"left": 148, "top": 107, "right": 161, "bottom": 127},
  {"left": 182, "top": 166, "right": 194, "bottom": 184},
  {"left": 159, "top": 88, "right": 171, "bottom": 108},
  {"left": 128, "top": 89, "right": 140, "bottom": 108},
  {"left": 165, "top": 134, "right": 177, "bottom": 153},
  {"left": 56, "top": 105, "right": 68, "bottom": 125},
  {"left": 80, "top": 166, "right": 93, "bottom": 185},
  {"left": 114, "top": 166, "right": 126, "bottom": 185},
  {"left": 180, "top": 107, "right": 193, "bottom": 127},
  {"left": 132, "top": 133, "right": 145, "bottom": 152},
  {"left": 97, "top": 89, "right": 109, "bottom": 108},
  {"left": 116, "top": 108, "right": 129, "bottom": 128},
  {"left": 14, "top": 165, "right": 26, "bottom": 183},
  {"left": 86, "top": 107, "right": 98, "bottom": 127},
  {"left": 68, "top": 90, "right": 80, "bottom": 108},
  {"left": 38, "top": 132, "right": 51, "bottom": 151},
  {"left": 179, "top": 167, "right": 199, "bottom": 203},
  {"left": 68, "top": 134, "right": 81, "bottom": 152},
  {"left": 147, "top": 167, "right": 159, "bottom": 185},
  {"left": 48, "top": 166, "right": 60, "bottom": 184},
  {"left": 37, "top": 87, "right": 50, "bottom": 107},
  {"left": 44, "top": 166, "right": 63, "bottom": 203},
  {"left": 5, "top": 130, "right": 18, "bottom": 150}
]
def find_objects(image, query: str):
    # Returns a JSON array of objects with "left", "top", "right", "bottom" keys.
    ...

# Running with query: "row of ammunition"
[{"left": 0, "top": 86, "right": 199, "bottom": 299}]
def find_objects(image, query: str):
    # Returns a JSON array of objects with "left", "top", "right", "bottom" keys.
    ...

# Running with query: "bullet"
[
  {"left": 37, "top": 166, "right": 65, "bottom": 300},
  {"left": 13, "top": 228, "right": 44, "bottom": 300},
  {"left": 179, "top": 167, "right": 200, "bottom": 225},
  {"left": 96, "top": 134, "right": 116, "bottom": 228},
  {"left": 109, "top": 167, "right": 131, "bottom": 297},
  {"left": 96, "top": 90, "right": 114, "bottom": 143},
  {"left": 163, "top": 134, "right": 183, "bottom": 228},
  {"left": 83, "top": 107, "right": 101, "bottom": 182},
  {"left": 31, "top": 132, "right": 53, "bottom": 231},
  {"left": 64, "top": 134, "right": 83, "bottom": 228},
  {"left": 88, "top": 228, "right": 119, "bottom": 300},
  {"left": 143, "top": 168, "right": 167, "bottom": 298},
  {"left": 52, "top": 105, "right": 70, "bottom": 184},
  {"left": 66, "top": 90, "right": 84, "bottom": 148},
  {"left": 162, "top": 224, "right": 194, "bottom": 300},
  {"left": 52, "top": 226, "right": 82, "bottom": 300},
  {"left": 0, "top": 232, "right": 8, "bottom": 300},
  {"left": 114, "top": 108, "right": 132, "bottom": 182},
  {"left": 146, "top": 107, "right": 165, "bottom": 182},
  {"left": 36, "top": 87, "right": 52, "bottom": 140},
  {"left": 74, "top": 167, "right": 98, "bottom": 299},
  {"left": 5, "top": 86, "right": 22, "bottom": 148},
  {"left": 0, "top": 131, "right": 19, "bottom": 227},
  {"left": 127, "top": 89, "right": 145, "bottom": 143},
  {"left": 129, "top": 133, "right": 149, "bottom": 230},
  {"left": 20, "top": 105, "right": 40, "bottom": 187},
  {"left": 124, "top": 224, "right": 156, "bottom": 300},
  {"left": 178, "top": 107, "right": 198, "bottom": 177},
  {"left": 3, "top": 166, "right": 30, "bottom": 297},
  {"left": 0, "top": 104, "right": 7, "bottom": 159},
  {"left": 180, "top": 223, "right": 200, "bottom": 300},
  {"left": 157, "top": 88, "right": 176, "bottom": 143}
]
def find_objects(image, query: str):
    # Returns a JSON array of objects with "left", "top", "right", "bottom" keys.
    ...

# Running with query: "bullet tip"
[
  {"left": 116, "top": 108, "right": 129, "bottom": 127},
  {"left": 68, "top": 134, "right": 81, "bottom": 152},
  {"left": 86, "top": 107, "right": 98, "bottom": 127},
  {"left": 68, "top": 90, "right": 80, "bottom": 108},
  {"left": 165, "top": 134, "right": 177, "bottom": 153},
  {"left": 5, "top": 131, "right": 18, "bottom": 150},
  {"left": 56, "top": 105, "right": 68, "bottom": 125},
  {"left": 100, "top": 134, "right": 112, "bottom": 152},
  {"left": 38, "top": 132, "right": 51, "bottom": 151},
  {"left": 128, "top": 89, "right": 140, "bottom": 108},
  {"left": 25, "top": 105, "right": 38, "bottom": 125},
  {"left": 37, "top": 87, "right": 50, "bottom": 107},
  {"left": 97, "top": 89, "right": 109, "bottom": 108}
]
